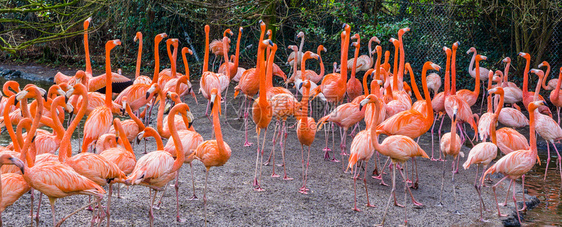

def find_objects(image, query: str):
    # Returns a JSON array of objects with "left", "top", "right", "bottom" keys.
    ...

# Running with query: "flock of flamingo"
[{"left": 0, "top": 17, "right": 560, "bottom": 226}]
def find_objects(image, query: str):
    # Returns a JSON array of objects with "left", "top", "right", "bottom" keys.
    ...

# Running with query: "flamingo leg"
[
  {"left": 512, "top": 179, "right": 522, "bottom": 224},
  {"left": 398, "top": 161, "right": 422, "bottom": 207},
  {"left": 149, "top": 188, "right": 156, "bottom": 227},
  {"left": 500, "top": 179, "right": 512, "bottom": 206},
  {"left": 558, "top": 107, "right": 561, "bottom": 125},
  {"left": 204, "top": 169, "right": 209, "bottom": 226},
  {"left": 253, "top": 129, "right": 267, "bottom": 191},
  {"left": 55, "top": 195, "right": 101, "bottom": 227},
  {"left": 153, "top": 184, "right": 168, "bottom": 209},
  {"left": 299, "top": 144, "right": 307, "bottom": 193},
  {"left": 29, "top": 188, "right": 35, "bottom": 224},
  {"left": 437, "top": 114, "right": 445, "bottom": 161},
  {"left": 322, "top": 103, "right": 331, "bottom": 155},
  {"left": 544, "top": 140, "right": 552, "bottom": 181},
  {"left": 281, "top": 120, "right": 293, "bottom": 180},
  {"left": 553, "top": 143, "right": 562, "bottom": 184},
  {"left": 374, "top": 157, "right": 389, "bottom": 187},
  {"left": 364, "top": 160, "right": 375, "bottom": 208},
  {"left": 204, "top": 100, "right": 212, "bottom": 123},
  {"left": 438, "top": 155, "right": 446, "bottom": 206},
  {"left": 243, "top": 97, "right": 253, "bottom": 147},
  {"left": 352, "top": 163, "right": 361, "bottom": 212},
  {"left": 430, "top": 113, "right": 438, "bottom": 160},
  {"left": 411, "top": 157, "right": 419, "bottom": 189},
  {"left": 519, "top": 175, "right": 528, "bottom": 212},
  {"left": 106, "top": 183, "right": 112, "bottom": 227},
  {"left": 473, "top": 165, "right": 487, "bottom": 221},
  {"left": 35, "top": 192, "right": 43, "bottom": 224},
  {"left": 175, "top": 173, "right": 185, "bottom": 222},
  {"left": 378, "top": 162, "right": 397, "bottom": 226},
  {"left": 492, "top": 176, "right": 509, "bottom": 217},
  {"left": 403, "top": 162, "right": 409, "bottom": 226},
  {"left": 452, "top": 160, "right": 461, "bottom": 215},
  {"left": 189, "top": 163, "right": 198, "bottom": 200},
  {"left": 331, "top": 123, "right": 339, "bottom": 162},
  {"left": 303, "top": 145, "right": 312, "bottom": 192},
  {"left": 479, "top": 86, "right": 486, "bottom": 115}
]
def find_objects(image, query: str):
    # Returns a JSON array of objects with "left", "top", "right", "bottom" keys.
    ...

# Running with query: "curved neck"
[
  {"left": 533, "top": 74, "right": 543, "bottom": 101},
  {"left": 370, "top": 99, "right": 382, "bottom": 150},
  {"left": 126, "top": 102, "right": 145, "bottom": 131},
  {"left": 493, "top": 92, "right": 504, "bottom": 117},
  {"left": 212, "top": 100, "right": 227, "bottom": 156},
  {"left": 116, "top": 122, "right": 134, "bottom": 156},
  {"left": 408, "top": 65, "right": 423, "bottom": 100},
  {"left": 135, "top": 35, "right": 142, "bottom": 78},
  {"left": 487, "top": 75, "right": 493, "bottom": 112},
  {"left": 105, "top": 46, "right": 113, "bottom": 108},
  {"left": 156, "top": 89, "right": 170, "bottom": 138},
  {"left": 504, "top": 61, "right": 510, "bottom": 85},
  {"left": 362, "top": 69, "right": 373, "bottom": 96},
  {"left": 170, "top": 43, "right": 178, "bottom": 78},
  {"left": 291, "top": 48, "right": 299, "bottom": 80},
  {"left": 523, "top": 57, "right": 531, "bottom": 94},
  {"left": 298, "top": 35, "right": 305, "bottom": 53},
  {"left": 145, "top": 128, "right": 164, "bottom": 150},
  {"left": 84, "top": 25, "right": 92, "bottom": 75},
  {"left": 4, "top": 96, "right": 20, "bottom": 152},
  {"left": 421, "top": 64, "right": 434, "bottom": 118},
  {"left": 62, "top": 90, "right": 88, "bottom": 159},
  {"left": 222, "top": 38, "right": 231, "bottom": 79},
  {"left": 50, "top": 97, "right": 66, "bottom": 140},
  {"left": 21, "top": 93, "right": 43, "bottom": 167},
  {"left": 181, "top": 51, "right": 190, "bottom": 80},
  {"left": 17, "top": 120, "right": 32, "bottom": 161},
  {"left": 169, "top": 108, "right": 185, "bottom": 173}
]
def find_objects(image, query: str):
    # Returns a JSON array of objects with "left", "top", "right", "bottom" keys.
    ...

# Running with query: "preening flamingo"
[
  {"left": 125, "top": 103, "right": 189, "bottom": 225},
  {"left": 81, "top": 39, "right": 121, "bottom": 152},
  {"left": 437, "top": 106, "right": 463, "bottom": 214},
  {"left": 359, "top": 95, "right": 429, "bottom": 226},
  {"left": 482, "top": 101, "right": 544, "bottom": 224},
  {"left": 190, "top": 88, "right": 231, "bottom": 225},
  {"left": 209, "top": 28, "right": 232, "bottom": 69}
]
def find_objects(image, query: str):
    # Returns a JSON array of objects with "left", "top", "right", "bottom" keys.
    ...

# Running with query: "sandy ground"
[{"left": 0, "top": 63, "right": 533, "bottom": 226}]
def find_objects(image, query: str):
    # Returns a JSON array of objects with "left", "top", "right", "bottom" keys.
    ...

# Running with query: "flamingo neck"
[
  {"left": 533, "top": 75, "right": 543, "bottom": 101},
  {"left": 51, "top": 98, "right": 66, "bottom": 140},
  {"left": 408, "top": 65, "right": 423, "bottom": 100},
  {"left": 370, "top": 100, "right": 382, "bottom": 151},
  {"left": 290, "top": 48, "right": 299, "bottom": 81},
  {"left": 154, "top": 39, "right": 162, "bottom": 83},
  {"left": 421, "top": 64, "right": 434, "bottom": 119},
  {"left": 340, "top": 32, "right": 349, "bottom": 84},
  {"left": 486, "top": 76, "right": 493, "bottom": 112},
  {"left": 212, "top": 101, "right": 227, "bottom": 154},
  {"left": 468, "top": 51, "right": 476, "bottom": 77},
  {"left": 392, "top": 45, "right": 399, "bottom": 78},
  {"left": 264, "top": 47, "right": 276, "bottom": 96},
  {"left": 318, "top": 53, "right": 325, "bottom": 78},
  {"left": 126, "top": 102, "right": 145, "bottom": 131},
  {"left": 554, "top": 71, "right": 562, "bottom": 101},
  {"left": 105, "top": 46, "right": 113, "bottom": 108},
  {"left": 529, "top": 107, "right": 537, "bottom": 157},
  {"left": 383, "top": 51, "right": 390, "bottom": 72},
  {"left": 350, "top": 45, "right": 359, "bottom": 80},
  {"left": 169, "top": 108, "right": 185, "bottom": 172},
  {"left": 504, "top": 62, "right": 510, "bottom": 86},
  {"left": 63, "top": 90, "right": 87, "bottom": 159},
  {"left": 444, "top": 54, "right": 451, "bottom": 97},
  {"left": 298, "top": 35, "right": 305, "bottom": 53},
  {"left": 222, "top": 39, "right": 231, "bottom": 80},
  {"left": 543, "top": 64, "right": 551, "bottom": 89},
  {"left": 135, "top": 36, "right": 142, "bottom": 78},
  {"left": 451, "top": 48, "right": 457, "bottom": 93},
  {"left": 16, "top": 120, "right": 31, "bottom": 165},
  {"left": 523, "top": 57, "right": 530, "bottom": 94},
  {"left": 473, "top": 59, "right": 481, "bottom": 97},
  {"left": 116, "top": 123, "right": 134, "bottom": 156},
  {"left": 398, "top": 36, "right": 406, "bottom": 90},
  {"left": 490, "top": 115, "right": 497, "bottom": 144},
  {"left": 4, "top": 96, "right": 20, "bottom": 152},
  {"left": 493, "top": 92, "right": 504, "bottom": 116},
  {"left": 156, "top": 89, "right": 170, "bottom": 138},
  {"left": 450, "top": 118, "right": 458, "bottom": 151},
  {"left": 233, "top": 30, "right": 241, "bottom": 69},
  {"left": 21, "top": 93, "right": 43, "bottom": 167},
  {"left": 203, "top": 29, "right": 209, "bottom": 73},
  {"left": 171, "top": 44, "right": 178, "bottom": 78},
  {"left": 85, "top": 26, "right": 92, "bottom": 76},
  {"left": 362, "top": 70, "right": 370, "bottom": 96},
  {"left": 300, "top": 84, "right": 310, "bottom": 125}
]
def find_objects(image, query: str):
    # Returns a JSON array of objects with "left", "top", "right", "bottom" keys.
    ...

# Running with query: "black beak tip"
[
  {"left": 298, "top": 83, "right": 303, "bottom": 90},
  {"left": 65, "top": 96, "right": 69, "bottom": 103},
  {"left": 359, "top": 104, "right": 364, "bottom": 111},
  {"left": 43, "top": 92, "right": 48, "bottom": 102},
  {"left": 32, "top": 135, "right": 37, "bottom": 143},
  {"left": 20, "top": 167, "right": 24, "bottom": 174},
  {"left": 14, "top": 98, "right": 18, "bottom": 106},
  {"left": 342, "top": 23, "right": 346, "bottom": 29},
  {"left": 188, "top": 122, "right": 193, "bottom": 128},
  {"left": 145, "top": 92, "right": 150, "bottom": 100},
  {"left": 268, "top": 40, "right": 274, "bottom": 46}
]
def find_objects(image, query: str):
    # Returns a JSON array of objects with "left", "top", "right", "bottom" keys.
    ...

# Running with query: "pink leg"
[
  {"left": 512, "top": 179, "right": 522, "bottom": 224},
  {"left": 175, "top": 175, "right": 185, "bottom": 222},
  {"left": 352, "top": 163, "right": 361, "bottom": 212},
  {"left": 364, "top": 160, "right": 375, "bottom": 208},
  {"left": 437, "top": 115, "right": 445, "bottom": 161},
  {"left": 544, "top": 140, "right": 551, "bottom": 181},
  {"left": 322, "top": 103, "right": 332, "bottom": 156},
  {"left": 243, "top": 97, "right": 253, "bottom": 147},
  {"left": 558, "top": 107, "right": 561, "bottom": 125},
  {"left": 553, "top": 142, "right": 562, "bottom": 184},
  {"left": 430, "top": 113, "right": 438, "bottom": 160},
  {"left": 378, "top": 162, "right": 398, "bottom": 226},
  {"left": 492, "top": 176, "right": 510, "bottom": 217},
  {"left": 374, "top": 157, "right": 390, "bottom": 187},
  {"left": 281, "top": 120, "right": 293, "bottom": 180},
  {"left": 253, "top": 129, "right": 265, "bottom": 191},
  {"left": 299, "top": 145, "right": 312, "bottom": 193},
  {"left": 519, "top": 175, "right": 527, "bottom": 212}
]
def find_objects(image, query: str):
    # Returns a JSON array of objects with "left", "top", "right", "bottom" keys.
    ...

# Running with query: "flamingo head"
[
  {"left": 502, "top": 57, "right": 511, "bottom": 63},
  {"left": 518, "top": 52, "right": 530, "bottom": 60},
  {"left": 224, "top": 28, "right": 233, "bottom": 37},
  {"left": 452, "top": 106, "right": 458, "bottom": 123},
  {"left": 182, "top": 47, "right": 193, "bottom": 56},
  {"left": 443, "top": 47, "right": 451, "bottom": 56},
  {"left": 84, "top": 17, "right": 92, "bottom": 30},
  {"left": 0, "top": 154, "right": 24, "bottom": 174},
  {"left": 389, "top": 38, "right": 399, "bottom": 47},
  {"left": 297, "top": 31, "right": 304, "bottom": 39},
  {"left": 538, "top": 61, "right": 549, "bottom": 68},
  {"left": 359, "top": 94, "right": 378, "bottom": 111},
  {"left": 530, "top": 69, "right": 544, "bottom": 79},
  {"left": 475, "top": 54, "right": 487, "bottom": 61},
  {"left": 466, "top": 47, "right": 476, "bottom": 55},
  {"left": 134, "top": 32, "right": 142, "bottom": 42},
  {"left": 488, "top": 87, "right": 504, "bottom": 96},
  {"left": 209, "top": 88, "right": 221, "bottom": 115}
]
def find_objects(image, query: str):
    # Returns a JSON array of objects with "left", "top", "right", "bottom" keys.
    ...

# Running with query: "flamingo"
[
  {"left": 519, "top": 52, "right": 552, "bottom": 116},
  {"left": 295, "top": 79, "right": 316, "bottom": 194},
  {"left": 457, "top": 53, "right": 486, "bottom": 106},
  {"left": 493, "top": 71, "right": 528, "bottom": 129},
  {"left": 445, "top": 42, "right": 478, "bottom": 146},
  {"left": 437, "top": 106, "right": 463, "bottom": 214},
  {"left": 383, "top": 38, "right": 411, "bottom": 118},
  {"left": 0, "top": 154, "right": 29, "bottom": 226},
  {"left": 218, "top": 27, "right": 243, "bottom": 79},
  {"left": 81, "top": 39, "right": 121, "bottom": 152},
  {"left": 264, "top": 44, "right": 299, "bottom": 179},
  {"left": 200, "top": 25, "right": 222, "bottom": 121},
  {"left": 548, "top": 67, "right": 562, "bottom": 124},
  {"left": 251, "top": 38, "right": 273, "bottom": 191},
  {"left": 477, "top": 71, "right": 496, "bottom": 142},
  {"left": 346, "top": 34, "right": 364, "bottom": 102},
  {"left": 287, "top": 45, "right": 326, "bottom": 85},
  {"left": 189, "top": 88, "right": 231, "bottom": 225},
  {"left": 463, "top": 88, "right": 500, "bottom": 222},
  {"left": 311, "top": 24, "right": 350, "bottom": 160},
  {"left": 376, "top": 61, "right": 439, "bottom": 188},
  {"left": 287, "top": 31, "right": 305, "bottom": 67},
  {"left": 125, "top": 103, "right": 189, "bottom": 225},
  {"left": 209, "top": 28, "right": 232, "bottom": 69},
  {"left": 346, "top": 36, "right": 379, "bottom": 72},
  {"left": 466, "top": 47, "right": 490, "bottom": 111},
  {"left": 427, "top": 72, "right": 441, "bottom": 97},
  {"left": 108, "top": 96, "right": 145, "bottom": 142},
  {"left": 132, "top": 32, "right": 152, "bottom": 85},
  {"left": 530, "top": 69, "right": 562, "bottom": 181},
  {"left": 158, "top": 38, "right": 181, "bottom": 88},
  {"left": 233, "top": 21, "right": 268, "bottom": 147},
  {"left": 96, "top": 134, "right": 118, "bottom": 153},
  {"left": 540, "top": 61, "right": 558, "bottom": 91},
  {"left": 482, "top": 101, "right": 544, "bottom": 224},
  {"left": 17, "top": 85, "right": 106, "bottom": 227},
  {"left": 27, "top": 96, "right": 71, "bottom": 155},
  {"left": 359, "top": 95, "right": 429, "bottom": 226}
]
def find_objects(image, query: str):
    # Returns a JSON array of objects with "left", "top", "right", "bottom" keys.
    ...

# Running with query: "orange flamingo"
[
  {"left": 457, "top": 54, "right": 486, "bottom": 106},
  {"left": 437, "top": 106, "right": 463, "bottom": 214},
  {"left": 251, "top": 38, "right": 273, "bottom": 191},
  {"left": 100, "top": 118, "right": 137, "bottom": 181},
  {"left": 158, "top": 38, "right": 181, "bottom": 88},
  {"left": 264, "top": 44, "right": 299, "bottom": 179},
  {"left": 200, "top": 25, "right": 222, "bottom": 120},
  {"left": 467, "top": 47, "right": 490, "bottom": 111},
  {"left": 218, "top": 27, "right": 243, "bottom": 79},
  {"left": 346, "top": 34, "right": 363, "bottom": 102},
  {"left": 463, "top": 88, "right": 500, "bottom": 221},
  {"left": 96, "top": 134, "right": 117, "bottom": 153},
  {"left": 295, "top": 79, "right": 316, "bottom": 194},
  {"left": 209, "top": 28, "right": 232, "bottom": 69},
  {"left": 0, "top": 154, "right": 29, "bottom": 225},
  {"left": 108, "top": 96, "right": 145, "bottom": 142},
  {"left": 81, "top": 40, "right": 121, "bottom": 152},
  {"left": 519, "top": 52, "right": 551, "bottom": 116},
  {"left": 477, "top": 71, "right": 496, "bottom": 142},
  {"left": 133, "top": 32, "right": 153, "bottom": 85},
  {"left": 482, "top": 101, "right": 544, "bottom": 224},
  {"left": 125, "top": 103, "right": 189, "bottom": 225},
  {"left": 530, "top": 69, "right": 562, "bottom": 181},
  {"left": 17, "top": 84, "right": 106, "bottom": 227},
  {"left": 445, "top": 42, "right": 477, "bottom": 145},
  {"left": 234, "top": 21, "right": 268, "bottom": 147},
  {"left": 287, "top": 45, "right": 326, "bottom": 85},
  {"left": 359, "top": 95, "right": 429, "bottom": 226},
  {"left": 189, "top": 89, "right": 231, "bottom": 225},
  {"left": 548, "top": 66, "right": 562, "bottom": 124},
  {"left": 540, "top": 61, "right": 557, "bottom": 90},
  {"left": 163, "top": 48, "right": 197, "bottom": 101}
]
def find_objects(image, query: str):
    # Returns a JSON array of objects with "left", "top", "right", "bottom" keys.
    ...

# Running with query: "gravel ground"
[{"left": 0, "top": 63, "right": 531, "bottom": 226}]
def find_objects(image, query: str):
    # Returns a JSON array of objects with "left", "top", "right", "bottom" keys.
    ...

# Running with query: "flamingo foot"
[
  {"left": 331, "top": 158, "right": 340, "bottom": 162},
  {"left": 413, "top": 201, "right": 424, "bottom": 207},
  {"left": 353, "top": 207, "right": 361, "bottom": 212},
  {"left": 323, "top": 147, "right": 331, "bottom": 152},
  {"left": 298, "top": 188, "right": 309, "bottom": 194},
  {"left": 518, "top": 205, "right": 527, "bottom": 212},
  {"left": 372, "top": 175, "right": 383, "bottom": 180},
  {"left": 283, "top": 176, "right": 293, "bottom": 181},
  {"left": 253, "top": 187, "right": 265, "bottom": 192},
  {"left": 244, "top": 141, "right": 253, "bottom": 147},
  {"left": 479, "top": 218, "right": 490, "bottom": 223},
  {"left": 454, "top": 210, "right": 462, "bottom": 215},
  {"left": 410, "top": 182, "right": 419, "bottom": 189},
  {"left": 366, "top": 203, "right": 376, "bottom": 208},
  {"left": 394, "top": 201, "right": 404, "bottom": 208},
  {"left": 271, "top": 174, "right": 280, "bottom": 178},
  {"left": 299, "top": 186, "right": 310, "bottom": 191},
  {"left": 177, "top": 217, "right": 187, "bottom": 223},
  {"left": 498, "top": 203, "right": 508, "bottom": 207},
  {"left": 189, "top": 194, "right": 198, "bottom": 200},
  {"left": 498, "top": 213, "right": 508, "bottom": 217},
  {"left": 276, "top": 163, "right": 284, "bottom": 167}
]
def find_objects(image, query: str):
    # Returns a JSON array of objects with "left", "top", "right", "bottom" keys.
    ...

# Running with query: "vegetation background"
[{"left": 1, "top": 0, "right": 561, "bottom": 91}]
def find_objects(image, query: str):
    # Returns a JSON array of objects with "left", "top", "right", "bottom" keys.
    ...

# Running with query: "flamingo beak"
[
  {"left": 10, "top": 157, "right": 25, "bottom": 174},
  {"left": 210, "top": 93, "right": 217, "bottom": 112},
  {"left": 136, "top": 131, "right": 145, "bottom": 145}
]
